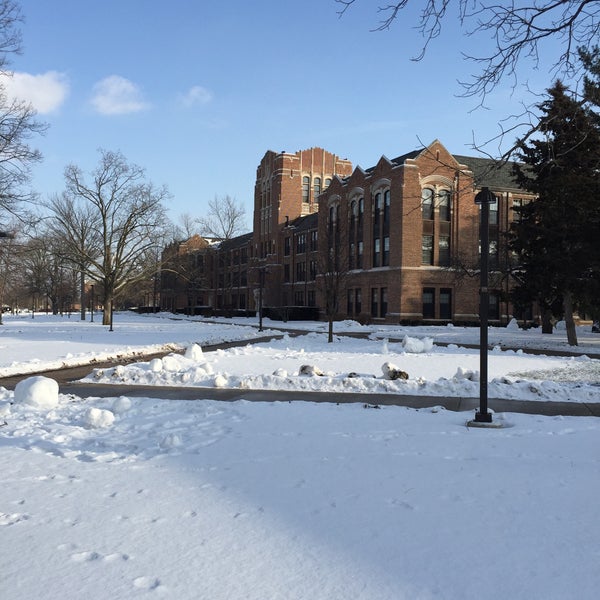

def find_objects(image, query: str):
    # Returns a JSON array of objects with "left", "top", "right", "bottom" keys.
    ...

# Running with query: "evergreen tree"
[{"left": 510, "top": 81, "right": 600, "bottom": 345}]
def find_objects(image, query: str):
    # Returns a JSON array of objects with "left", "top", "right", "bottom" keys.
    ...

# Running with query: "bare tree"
[
  {"left": 337, "top": 1, "right": 599, "bottom": 99},
  {"left": 0, "top": 0, "right": 45, "bottom": 226},
  {"left": 196, "top": 195, "right": 247, "bottom": 241},
  {"left": 46, "top": 192, "right": 101, "bottom": 320},
  {"left": 173, "top": 211, "right": 201, "bottom": 240},
  {"left": 317, "top": 206, "right": 350, "bottom": 343},
  {"left": 51, "top": 149, "right": 171, "bottom": 326}
]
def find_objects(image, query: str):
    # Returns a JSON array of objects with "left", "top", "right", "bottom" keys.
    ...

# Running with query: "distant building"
[{"left": 161, "top": 141, "right": 534, "bottom": 323}]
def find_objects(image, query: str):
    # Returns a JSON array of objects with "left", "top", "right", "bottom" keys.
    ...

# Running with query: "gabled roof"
[{"left": 454, "top": 155, "right": 522, "bottom": 190}]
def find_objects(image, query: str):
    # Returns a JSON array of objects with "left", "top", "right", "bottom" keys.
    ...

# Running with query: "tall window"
[
  {"left": 422, "top": 235, "right": 434, "bottom": 265},
  {"left": 284, "top": 237, "right": 290, "bottom": 256},
  {"left": 371, "top": 288, "right": 378, "bottom": 318},
  {"left": 438, "top": 189, "right": 451, "bottom": 221},
  {"left": 439, "top": 236, "right": 450, "bottom": 266},
  {"left": 347, "top": 289, "right": 354, "bottom": 315},
  {"left": 422, "top": 188, "right": 434, "bottom": 220},
  {"left": 423, "top": 288, "right": 435, "bottom": 319},
  {"left": 296, "top": 261, "right": 306, "bottom": 281},
  {"left": 440, "top": 288, "right": 452, "bottom": 320},
  {"left": 380, "top": 287, "right": 388, "bottom": 318},
  {"left": 313, "top": 177, "right": 321, "bottom": 200},
  {"left": 489, "top": 196, "right": 498, "bottom": 225},
  {"left": 302, "top": 176, "right": 310, "bottom": 203},
  {"left": 355, "top": 288, "right": 362, "bottom": 313},
  {"left": 373, "top": 189, "right": 390, "bottom": 267},
  {"left": 310, "top": 230, "right": 318, "bottom": 251},
  {"left": 373, "top": 238, "right": 381, "bottom": 267}
]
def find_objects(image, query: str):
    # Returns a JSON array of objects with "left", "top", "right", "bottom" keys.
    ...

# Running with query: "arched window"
[{"left": 313, "top": 177, "right": 321, "bottom": 200}]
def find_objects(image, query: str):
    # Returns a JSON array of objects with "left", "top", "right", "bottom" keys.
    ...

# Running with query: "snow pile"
[
  {"left": 401, "top": 335, "right": 433, "bottom": 353},
  {"left": 13, "top": 376, "right": 59, "bottom": 409},
  {"left": 83, "top": 333, "right": 600, "bottom": 403},
  {"left": 83, "top": 407, "right": 115, "bottom": 428}
]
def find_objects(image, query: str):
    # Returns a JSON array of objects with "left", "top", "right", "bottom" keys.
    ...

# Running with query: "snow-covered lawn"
[{"left": 1, "top": 312, "right": 599, "bottom": 599}]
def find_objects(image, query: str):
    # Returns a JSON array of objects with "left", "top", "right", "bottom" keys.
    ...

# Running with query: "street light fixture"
[{"left": 473, "top": 187, "right": 495, "bottom": 424}]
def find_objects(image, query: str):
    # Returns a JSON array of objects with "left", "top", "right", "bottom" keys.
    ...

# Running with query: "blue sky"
[{"left": 9, "top": 0, "right": 559, "bottom": 225}]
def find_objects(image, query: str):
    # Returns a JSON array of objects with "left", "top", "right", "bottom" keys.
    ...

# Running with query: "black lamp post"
[
  {"left": 474, "top": 187, "right": 495, "bottom": 424},
  {"left": 258, "top": 268, "right": 265, "bottom": 332}
]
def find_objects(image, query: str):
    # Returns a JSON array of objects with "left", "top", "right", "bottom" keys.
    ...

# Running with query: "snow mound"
[
  {"left": 402, "top": 335, "right": 434, "bottom": 353},
  {"left": 506, "top": 318, "right": 520, "bottom": 330},
  {"left": 84, "top": 407, "right": 115, "bottom": 428},
  {"left": 381, "top": 362, "right": 409, "bottom": 380},
  {"left": 149, "top": 358, "right": 163, "bottom": 372},
  {"left": 14, "top": 376, "right": 59, "bottom": 409},
  {"left": 112, "top": 396, "right": 132, "bottom": 414},
  {"left": 184, "top": 343, "right": 203, "bottom": 361},
  {"left": 454, "top": 367, "right": 479, "bottom": 381}
]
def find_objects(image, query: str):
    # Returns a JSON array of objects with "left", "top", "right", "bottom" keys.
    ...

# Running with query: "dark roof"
[
  {"left": 286, "top": 211, "right": 318, "bottom": 231},
  {"left": 217, "top": 231, "right": 253, "bottom": 251},
  {"left": 454, "top": 155, "right": 522, "bottom": 190},
  {"left": 390, "top": 149, "right": 421, "bottom": 165}
]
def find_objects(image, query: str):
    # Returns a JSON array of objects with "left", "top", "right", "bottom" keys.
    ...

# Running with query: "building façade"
[{"left": 161, "top": 140, "right": 534, "bottom": 324}]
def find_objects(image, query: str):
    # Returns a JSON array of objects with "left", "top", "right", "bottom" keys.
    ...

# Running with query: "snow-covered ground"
[{"left": 1, "top": 312, "right": 599, "bottom": 599}]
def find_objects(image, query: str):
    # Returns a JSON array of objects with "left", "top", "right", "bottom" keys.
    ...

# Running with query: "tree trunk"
[
  {"left": 541, "top": 307, "right": 553, "bottom": 334},
  {"left": 328, "top": 317, "right": 333, "bottom": 343},
  {"left": 80, "top": 268, "right": 86, "bottom": 321},
  {"left": 103, "top": 294, "right": 112, "bottom": 326},
  {"left": 563, "top": 290, "right": 578, "bottom": 346}
]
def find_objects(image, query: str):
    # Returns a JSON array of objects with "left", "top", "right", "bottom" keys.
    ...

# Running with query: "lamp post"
[
  {"left": 258, "top": 268, "right": 265, "bottom": 332},
  {"left": 473, "top": 187, "right": 495, "bottom": 424}
]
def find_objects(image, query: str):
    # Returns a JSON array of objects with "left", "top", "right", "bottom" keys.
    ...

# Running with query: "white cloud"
[
  {"left": 90, "top": 75, "right": 149, "bottom": 115},
  {"left": 3, "top": 71, "right": 69, "bottom": 114},
  {"left": 179, "top": 85, "right": 212, "bottom": 107}
]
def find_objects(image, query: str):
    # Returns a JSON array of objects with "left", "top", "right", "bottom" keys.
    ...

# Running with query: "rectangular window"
[
  {"left": 422, "top": 189, "right": 434, "bottom": 220},
  {"left": 284, "top": 264, "right": 290, "bottom": 283},
  {"left": 422, "top": 235, "right": 433, "bottom": 265},
  {"left": 439, "top": 236, "right": 450, "bottom": 266},
  {"left": 423, "top": 288, "right": 435, "bottom": 319},
  {"left": 440, "top": 288, "right": 452, "bottom": 320},
  {"left": 489, "top": 292, "right": 500, "bottom": 320},
  {"left": 373, "top": 238, "right": 381, "bottom": 267},
  {"left": 438, "top": 190, "right": 451, "bottom": 221},
  {"left": 296, "top": 261, "right": 306, "bottom": 282},
  {"left": 355, "top": 288, "right": 362, "bottom": 314},
  {"left": 309, "top": 260, "right": 317, "bottom": 281},
  {"left": 383, "top": 236, "right": 390, "bottom": 266},
  {"left": 489, "top": 198, "right": 498, "bottom": 225},
  {"left": 296, "top": 233, "right": 306, "bottom": 254},
  {"left": 380, "top": 287, "right": 388, "bottom": 318},
  {"left": 349, "top": 242, "right": 355, "bottom": 270},
  {"left": 347, "top": 289, "right": 353, "bottom": 315},
  {"left": 371, "top": 288, "right": 378, "bottom": 318},
  {"left": 307, "top": 290, "right": 316, "bottom": 307},
  {"left": 295, "top": 291, "right": 304, "bottom": 306},
  {"left": 357, "top": 241, "right": 363, "bottom": 269},
  {"left": 310, "top": 230, "right": 318, "bottom": 251},
  {"left": 284, "top": 237, "right": 290, "bottom": 256}
]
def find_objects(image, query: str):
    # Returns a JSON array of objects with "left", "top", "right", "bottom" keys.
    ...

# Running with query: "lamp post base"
[{"left": 467, "top": 412, "right": 505, "bottom": 429}]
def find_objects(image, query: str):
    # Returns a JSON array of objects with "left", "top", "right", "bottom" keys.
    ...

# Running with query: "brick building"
[{"left": 161, "top": 141, "right": 533, "bottom": 323}]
